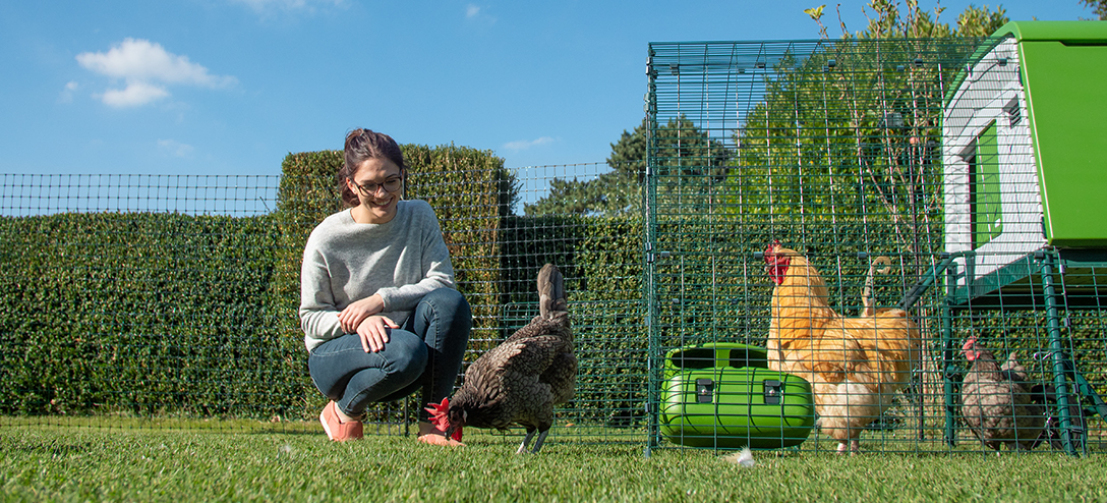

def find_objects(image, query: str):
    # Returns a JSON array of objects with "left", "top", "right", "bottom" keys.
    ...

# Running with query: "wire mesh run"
[
  {"left": 644, "top": 34, "right": 1107, "bottom": 455},
  {"left": 0, "top": 165, "right": 647, "bottom": 446}
]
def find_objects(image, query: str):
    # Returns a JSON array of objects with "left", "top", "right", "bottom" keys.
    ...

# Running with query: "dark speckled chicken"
[
  {"left": 960, "top": 338, "right": 1045, "bottom": 453},
  {"left": 427, "top": 263, "right": 576, "bottom": 453}
]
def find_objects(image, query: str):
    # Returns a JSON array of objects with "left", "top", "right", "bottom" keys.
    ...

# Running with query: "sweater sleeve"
[
  {"left": 299, "top": 234, "right": 345, "bottom": 349},
  {"left": 375, "top": 202, "right": 456, "bottom": 312}
]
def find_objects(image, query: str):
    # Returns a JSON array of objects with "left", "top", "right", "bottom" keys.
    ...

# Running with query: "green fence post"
[
  {"left": 1038, "top": 249, "right": 1078, "bottom": 456},
  {"left": 942, "top": 261, "right": 958, "bottom": 448}
]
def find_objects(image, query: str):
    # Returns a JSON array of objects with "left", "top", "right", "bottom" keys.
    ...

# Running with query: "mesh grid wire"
[
  {"left": 4, "top": 36, "right": 1106, "bottom": 457},
  {"left": 644, "top": 36, "right": 1107, "bottom": 455},
  {"left": 0, "top": 165, "right": 647, "bottom": 445}
]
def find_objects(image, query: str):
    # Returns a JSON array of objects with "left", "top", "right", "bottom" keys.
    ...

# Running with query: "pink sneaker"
[{"left": 320, "top": 401, "right": 363, "bottom": 441}]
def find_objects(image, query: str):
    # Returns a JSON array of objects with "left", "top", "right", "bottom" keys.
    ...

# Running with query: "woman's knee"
[
  {"left": 422, "top": 288, "right": 472, "bottom": 328},
  {"left": 384, "top": 331, "right": 428, "bottom": 381},
  {"left": 427, "top": 288, "right": 468, "bottom": 310}
]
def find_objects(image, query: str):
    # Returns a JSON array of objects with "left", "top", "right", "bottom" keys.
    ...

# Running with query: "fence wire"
[
  {"left": 0, "top": 163, "right": 648, "bottom": 446},
  {"left": 5, "top": 32, "right": 1106, "bottom": 457},
  {"left": 645, "top": 35, "right": 1107, "bottom": 455}
]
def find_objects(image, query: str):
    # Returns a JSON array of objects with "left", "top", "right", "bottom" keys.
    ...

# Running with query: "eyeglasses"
[{"left": 350, "top": 177, "right": 403, "bottom": 196}]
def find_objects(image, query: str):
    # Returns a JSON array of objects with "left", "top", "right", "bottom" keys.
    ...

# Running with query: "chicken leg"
[
  {"left": 516, "top": 427, "right": 551, "bottom": 454},
  {"left": 835, "top": 439, "right": 860, "bottom": 454}
]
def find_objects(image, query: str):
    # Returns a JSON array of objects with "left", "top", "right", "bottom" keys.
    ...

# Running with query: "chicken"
[
  {"left": 1000, "top": 351, "right": 1030, "bottom": 384},
  {"left": 1027, "top": 383, "right": 1086, "bottom": 451},
  {"left": 763, "top": 241, "right": 920, "bottom": 454},
  {"left": 425, "top": 263, "right": 576, "bottom": 454},
  {"left": 960, "top": 338, "right": 1045, "bottom": 452}
]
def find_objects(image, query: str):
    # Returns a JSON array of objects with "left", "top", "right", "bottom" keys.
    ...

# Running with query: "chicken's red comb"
[
  {"left": 962, "top": 337, "right": 978, "bottom": 351},
  {"left": 425, "top": 398, "right": 456, "bottom": 438},
  {"left": 764, "top": 240, "right": 782, "bottom": 257}
]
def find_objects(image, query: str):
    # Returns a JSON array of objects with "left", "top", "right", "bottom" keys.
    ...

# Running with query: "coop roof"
[{"left": 992, "top": 20, "right": 1107, "bottom": 43}]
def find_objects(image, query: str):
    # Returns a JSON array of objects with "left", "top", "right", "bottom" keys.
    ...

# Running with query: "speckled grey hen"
[
  {"left": 960, "top": 338, "right": 1045, "bottom": 452},
  {"left": 429, "top": 263, "right": 576, "bottom": 453}
]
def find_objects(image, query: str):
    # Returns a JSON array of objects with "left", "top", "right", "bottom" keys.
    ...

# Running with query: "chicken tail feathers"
[{"left": 538, "top": 263, "right": 567, "bottom": 322}]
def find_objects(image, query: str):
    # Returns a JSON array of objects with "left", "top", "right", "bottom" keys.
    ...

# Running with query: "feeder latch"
[
  {"left": 764, "top": 379, "right": 782, "bottom": 405},
  {"left": 695, "top": 378, "right": 714, "bottom": 403}
]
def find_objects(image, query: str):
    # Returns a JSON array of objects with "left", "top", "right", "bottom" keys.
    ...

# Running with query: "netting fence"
[{"left": 0, "top": 164, "right": 649, "bottom": 445}]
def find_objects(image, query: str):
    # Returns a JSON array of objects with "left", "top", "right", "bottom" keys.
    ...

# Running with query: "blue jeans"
[{"left": 308, "top": 288, "right": 471, "bottom": 421}]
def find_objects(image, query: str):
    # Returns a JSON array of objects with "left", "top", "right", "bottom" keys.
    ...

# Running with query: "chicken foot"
[{"left": 835, "top": 439, "right": 860, "bottom": 454}]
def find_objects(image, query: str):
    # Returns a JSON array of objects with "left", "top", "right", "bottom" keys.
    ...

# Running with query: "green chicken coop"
[{"left": 940, "top": 21, "right": 1107, "bottom": 455}]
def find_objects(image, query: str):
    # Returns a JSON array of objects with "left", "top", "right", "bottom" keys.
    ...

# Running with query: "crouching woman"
[{"left": 299, "top": 128, "right": 471, "bottom": 445}]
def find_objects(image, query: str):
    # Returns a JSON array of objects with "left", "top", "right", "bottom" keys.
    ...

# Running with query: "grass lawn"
[{"left": 2, "top": 422, "right": 1106, "bottom": 502}]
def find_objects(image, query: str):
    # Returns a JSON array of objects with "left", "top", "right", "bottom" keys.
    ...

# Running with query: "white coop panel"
[{"left": 943, "top": 37, "right": 1042, "bottom": 288}]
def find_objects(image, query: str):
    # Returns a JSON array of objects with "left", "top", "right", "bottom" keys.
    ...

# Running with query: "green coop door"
[{"left": 971, "top": 121, "right": 1003, "bottom": 248}]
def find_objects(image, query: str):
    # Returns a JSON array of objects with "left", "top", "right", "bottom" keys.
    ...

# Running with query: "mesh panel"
[
  {"left": 0, "top": 165, "right": 646, "bottom": 445},
  {"left": 644, "top": 37, "right": 1106, "bottom": 454}
]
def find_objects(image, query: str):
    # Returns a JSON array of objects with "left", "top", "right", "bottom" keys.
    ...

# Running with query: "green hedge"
[
  {"left": 0, "top": 212, "right": 293, "bottom": 417},
  {"left": 0, "top": 144, "right": 653, "bottom": 425}
]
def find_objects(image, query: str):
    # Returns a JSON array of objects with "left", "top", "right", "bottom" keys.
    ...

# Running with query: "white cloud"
[
  {"left": 502, "top": 137, "right": 555, "bottom": 151},
  {"left": 76, "top": 38, "right": 236, "bottom": 108},
  {"left": 99, "top": 82, "right": 170, "bottom": 108},
  {"left": 58, "top": 81, "right": 79, "bottom": 103},
  {"left": 158, "top": 139, "right": 195, "bottom": 158},
  {"left": 77, "top": 38, "right": 235, "bottom": 88},
  {"left": 465, "top": 4, "right": 495, "bottom": 24}
]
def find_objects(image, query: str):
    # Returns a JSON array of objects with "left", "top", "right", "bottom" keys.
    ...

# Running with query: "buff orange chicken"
[{"left": 763, "top": 241, "right": 920, "bottom": 453}]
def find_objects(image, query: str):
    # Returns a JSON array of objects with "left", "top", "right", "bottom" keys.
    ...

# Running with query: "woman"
[{"left": 299, "top": 128, "right": 471, "bottom": 445}]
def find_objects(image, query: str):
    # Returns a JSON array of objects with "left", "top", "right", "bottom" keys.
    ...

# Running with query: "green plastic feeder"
[{"left": 659, "top": 343, "right": 815, "bottom": 448}]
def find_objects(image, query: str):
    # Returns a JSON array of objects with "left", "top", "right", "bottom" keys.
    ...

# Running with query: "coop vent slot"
[
  {"left": 1004, "top": 98, "right": 1022, "bottom": 127},
  {"left": 670, "top": 348, "right": 716, "bottom": 369},
  {"left": 729, "top": 349, "right": 769, "bottom": 369}
]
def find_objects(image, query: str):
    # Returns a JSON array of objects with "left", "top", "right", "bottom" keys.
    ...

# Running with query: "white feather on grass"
[{"left": 724, "top": 447, "right": 756, "bottom": 467}]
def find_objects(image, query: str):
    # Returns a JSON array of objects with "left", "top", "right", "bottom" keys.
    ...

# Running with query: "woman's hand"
[
  {"left": 356, "top": 315, "right": 398, "bottom": 353},
  {"left": 338, "top": 294, "right": 384, "bottom": 334}
]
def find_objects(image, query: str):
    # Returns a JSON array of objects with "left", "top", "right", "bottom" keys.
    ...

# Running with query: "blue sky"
[{"left": 0, "top": 1, "right": 1095, "bottom": 177}]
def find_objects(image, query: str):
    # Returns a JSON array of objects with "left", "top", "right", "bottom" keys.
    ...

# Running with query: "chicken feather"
[
  {"left": 764, "top": 242, "right": 920, "bottom": 454},
  {"left": 960, "top": 338, "right": 1045, "bottom": 452},
  {"left": 428, "top": 263, "right": 576, "bottom": 454}
]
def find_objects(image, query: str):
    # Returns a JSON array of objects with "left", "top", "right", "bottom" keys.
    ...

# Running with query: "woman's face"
[{"left": 346, "top": 157, "right": 404, "bottom": 224}]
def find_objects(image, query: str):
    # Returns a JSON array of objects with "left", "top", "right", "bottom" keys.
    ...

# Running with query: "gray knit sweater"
[{"left": 299, "top": 200, "right": 455, "bottom": 352}]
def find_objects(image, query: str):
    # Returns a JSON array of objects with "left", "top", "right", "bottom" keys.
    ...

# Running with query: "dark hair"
[{"left": 338, "top": 128, "right": 406, "bottom": 208}]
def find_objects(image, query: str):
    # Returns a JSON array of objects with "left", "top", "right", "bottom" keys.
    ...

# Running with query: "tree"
[
  {"left": 805, "top": 0, "right": 1008, "bottom": 39},
  {"left": 524, "top": 117, "right": 731, "bottom": 216},
  {"left": 743, "top": 1, "right": 1008, "bottom": 224},
  {"left": 521, "top": 170, "right": 638, "bottom": 216},
  {"left": 1080, "top": 0, "right": 1107, "bottom": 20},
  {"left": 606, "top": 119, "right": 649, "bottom": 183},
  {"left": 954, "top": 4, "right": 1010, "bottom": 36},
  {"left": 521, "top": 120, "right": 643, "bottom": 216}
]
